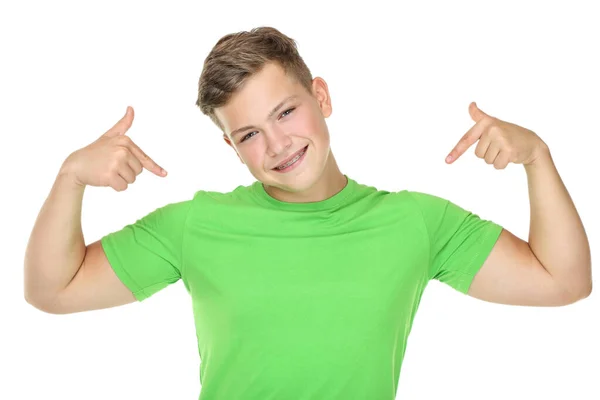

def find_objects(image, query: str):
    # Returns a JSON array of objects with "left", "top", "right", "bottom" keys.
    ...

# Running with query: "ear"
[
  {"left": 223, "top": 134, "right": 245, "bottom": 164},
  {"left": 311, "top": 77, "right": 332, "bottom": 118}
]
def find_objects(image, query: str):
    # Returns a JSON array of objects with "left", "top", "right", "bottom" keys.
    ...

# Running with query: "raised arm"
[
  {"left": 24, "top": 166, "right": 88, "bottom": 312},
  {"left": 24, "top": 106, "right": 167, "bottom": 314},
  {"left": 446, "top": 102, "right": 592, "bottom": 306}
]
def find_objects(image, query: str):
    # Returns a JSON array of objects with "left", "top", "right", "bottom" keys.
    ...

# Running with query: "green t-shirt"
[{"left": 100, "top": 175, "right": 503, "bottom": 399}]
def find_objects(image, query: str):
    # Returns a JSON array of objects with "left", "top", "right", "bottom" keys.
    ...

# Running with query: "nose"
[{"left": 265, "top": 126, "right": 292, "bottom": 156}]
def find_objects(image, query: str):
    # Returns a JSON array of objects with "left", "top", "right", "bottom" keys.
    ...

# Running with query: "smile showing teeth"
[{"left": 275, "top": 146, "right": 306, "bottom": 170}]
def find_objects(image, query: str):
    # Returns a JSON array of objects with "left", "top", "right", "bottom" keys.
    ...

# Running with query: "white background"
[{"left": 1, "top": 0, "right": 598, "bottom": 399}]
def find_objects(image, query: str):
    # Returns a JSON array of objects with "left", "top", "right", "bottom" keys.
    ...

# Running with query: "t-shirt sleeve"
[
  {"left": 100, "top": 199, "right": 193, "bottom": 302},
  {"left": 407, "top": 190, "right": 503, "bottom": 294}
]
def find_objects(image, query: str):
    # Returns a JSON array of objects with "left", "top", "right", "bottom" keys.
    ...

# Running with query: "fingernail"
[
  {"left": 446, "top": 155, "right": 453, "bottom": 163},
  {"left": 161, "top": 168, "right": 167, "bottom": 176}
]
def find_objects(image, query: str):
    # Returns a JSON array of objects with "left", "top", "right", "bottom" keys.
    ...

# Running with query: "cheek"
[
  {"left": 242, "top": 147, "right": 263, "bottom": 167},
  {"left": 292, "top": 109, "right": 325, "bottom": 140},
  {"left": 288, "top": 113, "right": 309, "bottom": 132}
]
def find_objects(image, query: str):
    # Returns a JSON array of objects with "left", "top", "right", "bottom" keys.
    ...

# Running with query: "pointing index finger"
[
  {"left": 127, "top": 141, "right": 167, "bottom": 176},
  {"left": 446, "top": 117, "right": 492, "bottom": 163}
]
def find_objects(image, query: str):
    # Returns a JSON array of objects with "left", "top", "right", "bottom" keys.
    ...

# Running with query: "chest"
[{"left": 183, "top": 215, "right": 428, "bottom": 330}]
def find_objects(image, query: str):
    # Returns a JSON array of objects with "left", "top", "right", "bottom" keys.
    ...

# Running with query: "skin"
[
  {"left": 216, "top": 74, "right": 593, "bottom": 307},
  {"left": 214, "top": 61, "right": 348, "bottom": 203},
  {"left": 26, "top": 66, "right": 591, "bottom": 316},
  {"left": 448, "top": 103, "right": 592, "bottom": 305}
]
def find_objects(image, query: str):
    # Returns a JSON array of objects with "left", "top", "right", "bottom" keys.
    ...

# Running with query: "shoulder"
[{"left": 403, "top": 190, "right": 449, "bottom": 207}]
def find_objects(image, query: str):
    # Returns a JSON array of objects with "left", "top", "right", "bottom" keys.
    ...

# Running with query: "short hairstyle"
[{"left": 196, "top": 26, "right": 314, "bottom": 132}]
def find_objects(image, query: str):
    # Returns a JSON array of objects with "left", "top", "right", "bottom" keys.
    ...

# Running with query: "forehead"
[{"left": 215, "top": 63, "right": 304, "bottom": 134}]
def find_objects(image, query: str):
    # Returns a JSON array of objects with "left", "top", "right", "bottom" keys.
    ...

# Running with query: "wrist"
[
  {"left": 526, "top": 140, "right": 551, "bottom": 163},
  {"left": 524, "top": 146, "right": 553, "bottom": 174},
  {"left": 58, "top": 155, "right": 85, "bottom": 189}
]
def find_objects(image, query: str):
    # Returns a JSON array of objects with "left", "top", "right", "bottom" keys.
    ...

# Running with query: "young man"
[{"left": 24, "top": 27, "right": 592, "bottom": 399}]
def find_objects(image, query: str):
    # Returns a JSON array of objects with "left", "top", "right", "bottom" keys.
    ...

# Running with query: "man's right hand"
[{"left": 61, "top": 106, "right": 167, "bottom": 191}]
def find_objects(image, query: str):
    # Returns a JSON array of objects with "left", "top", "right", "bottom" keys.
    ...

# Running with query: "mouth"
[{"left": 272, "top": 145, "right": 308, "bottom": 172}]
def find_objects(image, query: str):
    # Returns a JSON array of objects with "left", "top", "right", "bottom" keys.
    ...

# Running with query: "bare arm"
[
  {"left": 24, "top": 161, "right": 88, "bottom": 311},
  {"left": 446, "top": 103, "right": 592, "bottom": 306},
  {"left": 524, "top": 149, "right": 592, "bottom": 297},
  {"left": 24, "top": 159, "right": 137, "bottom": 314},
  {"left": 24, "top": 106, "right": 166, "bottom": 314},
  {"left": 52, "top": 239, "right": 136, "bottom": 314},
  {"left": 468, "top": 150, "right": 592, "bottom": 306}
]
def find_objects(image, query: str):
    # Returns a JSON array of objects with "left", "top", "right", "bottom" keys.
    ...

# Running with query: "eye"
[
  {"left": 280, "top": 107, "right": 295, "bottom": 118},
  {"left": 241, "top": 131, "right": 257, "bottom": 142},
  {"left": 240, "top": 108, "right": 295, "bottom": 143}
]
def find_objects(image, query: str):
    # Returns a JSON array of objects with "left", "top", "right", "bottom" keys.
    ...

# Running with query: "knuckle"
[
  {"left": 115, "top": 134, "right": 131, "bottom": 144},
  {"left": 109, "top": 157, "right": 122, "bottom": 170},
  {"left": 114, "top": 146, "right": 130, "bottom": 159},
  {"left": 105, "top": 171, "right": 118, "bottom": 185},
  {"left": 489, "top": 125, "right": 502, "bottom": 137},
  {"left": 139, "top": 150, "right": 149, "bottom": 161},
  {"left": 485, "top": 115, "right": 497, "bottom": 126},
  {"left": 109, "top": 163, "right": 124, "bottom": 179}
]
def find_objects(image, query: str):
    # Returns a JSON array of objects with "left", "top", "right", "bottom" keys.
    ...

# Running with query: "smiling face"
[{"left": 215, "top": 61, "right": 339, "bottom": 197}]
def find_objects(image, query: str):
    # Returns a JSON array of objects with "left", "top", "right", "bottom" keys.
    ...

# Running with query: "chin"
[
  {"left": 256, "top": 144, "right": 328, "bottom": 191},
  {"left": 256, "top": 169, "right": 308, "bottom": 193},
  {"left": 264, "top": 175, "right": 307, "bottom": 192}
]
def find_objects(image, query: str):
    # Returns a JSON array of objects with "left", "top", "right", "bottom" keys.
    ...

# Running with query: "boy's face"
[{"left": 215, "top": 62, "right": 333, "bottom": 193}]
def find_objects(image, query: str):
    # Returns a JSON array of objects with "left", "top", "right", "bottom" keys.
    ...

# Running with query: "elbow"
[
  {"left": 564, "top": 278, "right": 593, "bottom": 305},
  {"left": 24, "top": 291, "right": 65, "bottom": 315},
  {"left": 579, "top": 280, "right": 592, "bottom": 299},
  {"left": 578, "top": 265, "right": 593, "bottom": 299},
  {"left": 556, "top": 262, "right": 593, "bottom": 305},
  {"left": 25, "top": 296, "right": 52, "bottom": 314}
]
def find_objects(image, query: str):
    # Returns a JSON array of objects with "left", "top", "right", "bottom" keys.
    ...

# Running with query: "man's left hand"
[{"left": 445, "top": 102, "right": 549, "bottom": 169}]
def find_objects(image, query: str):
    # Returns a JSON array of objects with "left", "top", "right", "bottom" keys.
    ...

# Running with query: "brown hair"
[{"left": 196, "top": 26, "right": 314, "bottom": 132}]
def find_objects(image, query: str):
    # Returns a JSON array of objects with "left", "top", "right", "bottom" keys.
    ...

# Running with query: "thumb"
[
  {"left": 469, "top": 101, "right": 490, "bottom": 123},
  {"left": 103, "top": 106, "right": 135, "bottom": 138}
]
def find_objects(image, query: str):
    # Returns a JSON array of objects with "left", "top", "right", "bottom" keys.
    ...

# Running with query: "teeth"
[{"left": 276, "top": 147, "right": 305, "bottom": 170}]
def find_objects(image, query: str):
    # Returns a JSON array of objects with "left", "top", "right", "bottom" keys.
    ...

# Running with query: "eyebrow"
[{"left": 230, "top": 95, "right": 298, "bottom": 138}]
